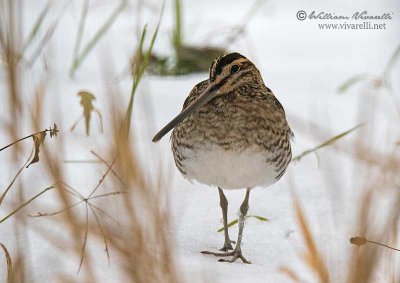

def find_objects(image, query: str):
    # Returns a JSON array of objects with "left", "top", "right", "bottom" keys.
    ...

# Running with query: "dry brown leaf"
[
  {"left": 78, "top": 91, "right": 96, "bottom": 136},
  {"left": 0, "top": 243, "right": 12, "bottom": 283},
  {"left": 26, "top": 131, "right": 46, "bottom": 168},
  {"left": 350, "top": 237, "right": 368, "bottom": 247}
]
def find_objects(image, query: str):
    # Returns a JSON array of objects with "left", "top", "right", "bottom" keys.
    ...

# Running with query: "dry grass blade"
[
  {"left": 279, "top": 266, "right": 303, "bottom": 283},
  {"left": 0, "top": 185, "right": 55, "bottom": 224},
  {"left": 0, "top": 243, "right": 12, "bottom": 283},
  {"left": 291, "top": 192, "right": 330, "bottom": 283},
  {"left": 28, "top": 178, "right": 124, "bottom": 271},
  {"left": 0, "top": 145, "right": 34, "bottom": 205},
  {"left": 292, "top": 124, "right": 364, "bottom": 162}
]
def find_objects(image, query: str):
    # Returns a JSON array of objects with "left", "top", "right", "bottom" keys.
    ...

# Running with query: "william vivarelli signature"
[{"left": 308, "top": 11, "right": 393, "bottom": 20}]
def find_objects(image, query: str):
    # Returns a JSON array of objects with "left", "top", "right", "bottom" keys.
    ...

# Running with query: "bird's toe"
[
  {"left": 219, "top": 241, "right": 234, "bottom": 251},
  {"left": 202, "top": 249, "right": 251, "bottom": 264},
  {"left": 218, "top": 250, "right": 251, "bottom": 264}
]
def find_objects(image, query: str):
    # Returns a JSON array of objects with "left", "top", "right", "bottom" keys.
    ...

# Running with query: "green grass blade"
[
  {"left": 20, "top": 0, "right": 52, "bottom": 57},
  {"left": 337, "top": 74, "right": 372, "bottom": 93},
  {"left": 383, "top": 44, "right": 400, "bottom": 78},
  {"left": 71, "top": 0, "right": 89, "bottom": 73},
  {"left": 217, "top": 219, "right": 238, "bottom": 232},
  {"left": 124, "top": 2, "right": 164, "bottom": 133},
  {"left": 173, "top": 0, "right": 182, "bottom": 50},
  {"left": 292, "top": 123, "right": 365, "bottom": 162},
  {"left": 217, "top": 215, "right": 269, "bottom": 232},
  {"left": 252, "top": 215, "right": 269, "bottom": 221},
  {"left": 70, "top": 0, "right": 127, "bottom": 76}
]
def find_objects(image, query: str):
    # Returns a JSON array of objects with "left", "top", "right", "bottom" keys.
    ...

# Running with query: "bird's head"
[
  {"left": 208, "top": 52, "right": 262, "bottom": 94},
  {"left": 152, "top": 52, "right": 261, "bottom": 142}
]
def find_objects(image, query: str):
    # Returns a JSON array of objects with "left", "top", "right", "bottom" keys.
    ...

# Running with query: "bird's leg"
[
  {"left": 218, "top": 187, "right": 234, "bottom": 251},
  {"left": 202, "top": 189, "right": 252, "bottom": 264},
  {"left": 219, "top": 188, "right": 251, "bottom": 263}
]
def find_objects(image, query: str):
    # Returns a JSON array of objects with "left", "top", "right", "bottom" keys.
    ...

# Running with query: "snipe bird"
[{"left": 152, "top": 52, "right": 293, "bottom": 264}]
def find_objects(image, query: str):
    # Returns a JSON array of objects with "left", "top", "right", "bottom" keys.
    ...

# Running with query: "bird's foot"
[
  {"left": 219, "top": 239, "right": 235, "bottom": 251},
  {"left": 201, "top": 249, "right": 251, "bottom": 264}
]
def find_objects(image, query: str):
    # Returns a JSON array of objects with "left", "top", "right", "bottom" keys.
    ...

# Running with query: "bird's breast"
[
  {"left": 173, "top": 143, "right": 280, "bottom": 190},
  {"left": 170, "top": 92, "right": 292, "bottom": 189}
]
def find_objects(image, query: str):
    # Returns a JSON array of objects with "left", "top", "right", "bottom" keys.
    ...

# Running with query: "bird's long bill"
[{"left": 152, "top": 84, "right": 217, "bottom": 142}]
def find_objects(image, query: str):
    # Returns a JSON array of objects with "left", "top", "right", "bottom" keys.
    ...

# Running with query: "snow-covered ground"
[{"left": 1, "top": 0, "right": 400, "bottom": 282}]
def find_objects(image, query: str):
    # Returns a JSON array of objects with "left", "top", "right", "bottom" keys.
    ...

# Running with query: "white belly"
[{"left": 178, "top": 144, "right": 278, "bottom": 190}]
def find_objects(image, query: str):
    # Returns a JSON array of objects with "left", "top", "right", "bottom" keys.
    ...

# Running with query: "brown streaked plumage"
[{"left": 152, "top": 52, "right": 293, "bottom": 264}]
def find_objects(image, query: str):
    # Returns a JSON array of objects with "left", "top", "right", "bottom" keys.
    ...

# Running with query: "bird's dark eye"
[{"left": 230, "top": 65, "right": 239, "bottom": 74}]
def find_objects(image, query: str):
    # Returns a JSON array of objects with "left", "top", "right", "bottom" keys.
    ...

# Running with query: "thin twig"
[
  {"left": 368, "top": 240, "right": 400, "bottom": 252},
  {"left": 88, "top": 203, "right": 110, "bottom": 265},
  {"left": 59, "top": 181, "right": 85, "bottom": 200},
  {"left": 64, "top": 159, "right": 102, "bottom": 164},
  {"left": 89, "top": 203, "right": 120, "bottom": 225},
  {"left": 90, "top": 151, "right": 124, "bottom": 186},
  {"left": 29, "top": 201, "right": 84, "bottom": 217},
  {"left": 70, "top": 115, "right": 84, "bottom": 132},
  {"left": 61, "top": 188, "right": 84, "bottom": 200},
  {"left": 77, "top": 204, "right": 89, "bottom": 273},
  {"left": 224, "top": 0, "right": 265, "bottom": 45},
  {"left": 0, "top": 129, "right": 49, "bottom": 152},
  {"left": 87, "top": 157, "right": 117, "bottom": 198},
  {"left": 88, "top": 191, "right": 127, "bottom": 201},
  {"left": 94, "top": 109, "right": 103, "bottom": 133}
]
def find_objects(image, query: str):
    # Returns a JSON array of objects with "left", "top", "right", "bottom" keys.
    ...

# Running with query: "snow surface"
[{"left": 0, "top": 0, "right": 400, "bottom": 282}]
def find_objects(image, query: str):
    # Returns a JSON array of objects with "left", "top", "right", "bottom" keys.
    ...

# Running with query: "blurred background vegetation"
[{"left": 0, "top": 0, "right": 399, "bottom": 282}]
